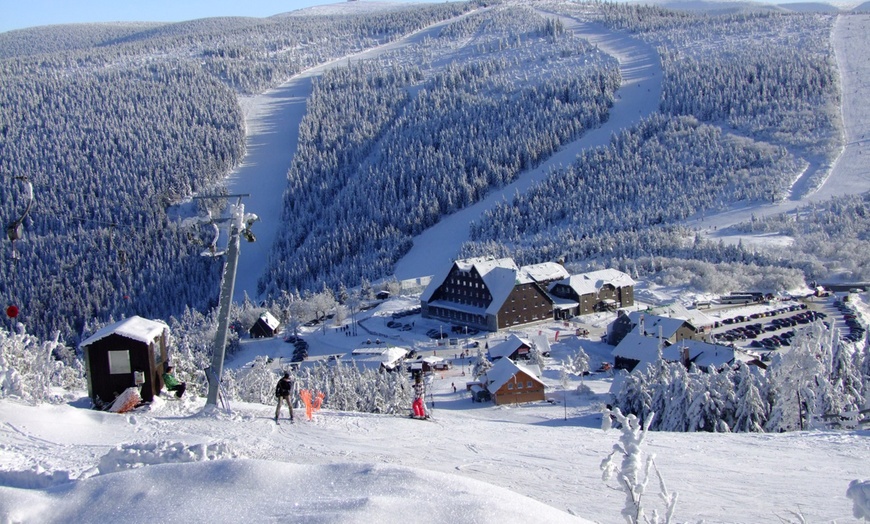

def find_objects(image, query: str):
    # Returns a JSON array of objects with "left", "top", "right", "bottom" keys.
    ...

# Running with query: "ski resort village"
[{"left": 1, "top": 0, "right": 870, "bottom": 522}]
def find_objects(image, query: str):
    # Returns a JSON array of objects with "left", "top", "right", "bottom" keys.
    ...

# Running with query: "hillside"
[
  {"left": 1, "top": 289, "right": 869, "bottom": 522},
  {"left": 1, "top": 1, "right": 869, "bottom": 343}
]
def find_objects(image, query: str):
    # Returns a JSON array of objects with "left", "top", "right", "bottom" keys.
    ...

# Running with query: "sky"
[{"left": 0, "top": 0, "right": 434, "bottom": 33}]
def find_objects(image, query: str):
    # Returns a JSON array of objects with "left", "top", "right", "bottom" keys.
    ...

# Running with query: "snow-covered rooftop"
[
  {"left": 484, "top": 358, "right": 544, "bottom": 392},
  {"left": 554, "top": 268, "right": 635, "bottom": 296},
  {"left": 79, "top": 316, "right": 169, "bottom": 348},
  {"left": 488, "top": 334, "right": 531, "bottom": 360},
  {"left": 258, "top": 311, "right": 280, "bottom": 330},
  {"left": 521, "top": 261, "right": 570, "bottom": 283},
  {"left": 627, "top": 311, "right": 693, "bottom": 338}
]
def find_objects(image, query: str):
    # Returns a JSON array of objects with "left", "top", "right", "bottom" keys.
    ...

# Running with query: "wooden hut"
[
  {"left": 249, "top": 311, "right": 280, "bottom": 339},
  {"left": 80, "top": 316, "right": 169, "bottom": 407}
]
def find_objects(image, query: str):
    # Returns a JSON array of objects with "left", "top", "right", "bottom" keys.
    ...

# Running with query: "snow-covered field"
[{"left": 1, "top": 291, "right": 869, "bottom": 523}]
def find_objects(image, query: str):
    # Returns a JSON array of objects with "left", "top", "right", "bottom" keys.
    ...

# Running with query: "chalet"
[
  {"left": 420, "top": 257, "right": 555, "bottom": 332},
  {"left": 487, "top": 334, "right": 533, "bottom": 361},
  {"left": 608, "top": 310, "right": 703, "bottom": 346},
  {"left": 249, "top": 311, "right": 280, "bottom": 339},
  {"left": 611, "top": 334, "right": 735, "bottom": 372},
  {"left": 647, "top": 303, "right": 714, "bottom": 337},
  {"left": 80, "top": 316, "right": 169, "bottom": 407},
  {"left": 548, "top": 269, "right": 635, "bottom": 320},
  {"left": 483, "top": 358, "right": 546, "bottom": 405}
]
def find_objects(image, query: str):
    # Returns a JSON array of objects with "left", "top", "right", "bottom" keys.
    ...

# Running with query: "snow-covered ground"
[
  {"left": 393, "top": 15, "right": 664, "bottom": 280},
  {"left": 225, "top": 9, "right": 479, "bottom": 301},
  {"left": 226, "top": 4, "right": 870, "bottom": 297},
  {"left": 688, "top": 14, "right": 870, "bottom": 246},
  {"left": 2, "top": 290, "right": 869, "bottom": 523}
]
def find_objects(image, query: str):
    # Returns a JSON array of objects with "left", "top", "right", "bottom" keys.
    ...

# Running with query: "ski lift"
[
  {"left": 7, "top": 176, "right": 34, "bottom": 260},
  {"left": 182, "top": 204, "right": 258, "bottom": 257}
]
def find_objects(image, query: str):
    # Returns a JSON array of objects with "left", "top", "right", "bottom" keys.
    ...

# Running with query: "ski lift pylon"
[{"left": 7, "top": 176, "right": 34, "bottom": 259}]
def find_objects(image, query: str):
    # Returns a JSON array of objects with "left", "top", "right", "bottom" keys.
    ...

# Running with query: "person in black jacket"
[{"left": 275, "top": 372, "right": 294, "bottom": 422}]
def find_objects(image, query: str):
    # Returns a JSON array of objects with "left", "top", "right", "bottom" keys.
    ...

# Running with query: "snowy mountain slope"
[
  {"left": 226, "top": 10, "right": 481, "bottom": 301},
  {"left": 693, "top": 14, "right": 870, "bottom": 244},
  {"left": 393, "top": 14, "right": 663, "bottom": 281},
  {"left": 0, "top": 371, "right": 866, "bottom": 523}
]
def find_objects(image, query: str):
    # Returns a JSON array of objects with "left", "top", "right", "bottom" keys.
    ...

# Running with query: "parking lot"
[{"left": 710, "top": 295, "right": 864, "bottom": 356}]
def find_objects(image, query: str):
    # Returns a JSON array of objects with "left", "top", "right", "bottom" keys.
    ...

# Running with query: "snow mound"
[
  {"left": 0, "top": 466, "right": 71, "bottom": 489},
  {"left": 4, "top": 460, "right": 591, "bottom": 523},
  {"left": 848, "top": 479, "right": 870, "bottom": 520},
  {"left": 97, "top": 441, "right": 240, "bottom": 475}
]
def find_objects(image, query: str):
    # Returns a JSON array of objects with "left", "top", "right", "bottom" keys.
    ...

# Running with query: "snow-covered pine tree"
[{"left": 733, "top": 363, "right": 768, "bottom": 433}]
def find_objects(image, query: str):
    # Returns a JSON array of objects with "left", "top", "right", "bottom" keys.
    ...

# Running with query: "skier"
[
  {"left": 275, "top": 372, "right": 295, "bottom": 422},
  {"left": 412, "top": 374, "right": 426, "bottom": 418}
]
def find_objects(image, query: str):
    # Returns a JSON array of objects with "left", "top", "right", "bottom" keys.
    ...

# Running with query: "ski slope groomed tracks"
[
  {"left": 393, "top": 17, "right": 664, "bottom": 280},
  {"left": 224, "top": 11, "right": 480, "bottom": 302}
]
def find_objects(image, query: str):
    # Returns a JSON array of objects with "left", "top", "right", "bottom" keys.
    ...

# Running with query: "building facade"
[
  {"left": 420, "top": 257, "right": 554, "bottom": 332},
  {"left": 549, "top": 268, "right": 635, "bottom": 319}
]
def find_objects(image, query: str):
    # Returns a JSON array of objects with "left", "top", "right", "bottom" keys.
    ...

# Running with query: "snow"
[
  {"left": 225, "top": 10, "right": 478, "bottom": 301},
  {"left": 78, "top": 316, "right": 168, "bottom": 347},
  {"left": 3, "top": 291, "right": 870, "bottom": 522},
  {"left": 3, "top": 4, "right": 870, "bottom": 523}
]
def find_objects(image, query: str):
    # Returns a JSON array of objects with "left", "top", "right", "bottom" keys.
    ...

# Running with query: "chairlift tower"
[{"left": 188, "top": 194, "right": 258, "bottom": 407}]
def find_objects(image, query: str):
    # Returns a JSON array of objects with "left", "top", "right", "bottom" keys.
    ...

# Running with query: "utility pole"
[{"left": 189, "top": 194, "right": 257, "bottom": 408}]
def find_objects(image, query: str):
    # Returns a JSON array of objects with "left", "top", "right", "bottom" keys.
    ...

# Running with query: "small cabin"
[
  {"left": 80, "top": 316, "right": 169, "bottom": 407},
  {"left": 250, "top": 311, "right": 280, "bottom": 339}
]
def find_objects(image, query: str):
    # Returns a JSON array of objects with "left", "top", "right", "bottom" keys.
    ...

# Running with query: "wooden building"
[
  {"left": 420, "top": 257, "right": 555, "bottom": 332},
  {"left": 80, "top": 316, "right": 169, "bottom": 407},
  {"left": 549, "top": 269, "right": 635, "bottom": 319},
  {"left": 250, "top": 311, "right": 280, "bottom": 339},
  {"left": 483, "top": 358, "right": 546, "bottom": 405},
  {"left": 487, "top": 334, "right": 533, "bottom": 361},
  {"left": 608, "top": 310, "right": 703, "bottom": 346}
]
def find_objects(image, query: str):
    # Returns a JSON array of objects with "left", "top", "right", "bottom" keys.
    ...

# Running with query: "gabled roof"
[
  {"left": 627, "top": 311, "right": 693, "bottom": 339},
  {"left": 420, "top": 256, "right": 521, "bottom": 305},
  {"left": 665, "top": 339, "right": 735, "bottom": 369},
  {"left": 80, "top": 316, "right": 169, "bottom": 348},
  {"left": 484, "top": 358, "right": 545, "bottom": 392},
  {"left": 612, "top": 334, "right": 734, "bottom": 370},
  {"left": 552, "top": 268, "right": 635, "bottom": 296},
  {"left": 488, "top": 334, "right": 531, "bottom": 360},
  {"left": 648, "top": 303, "right": 714, "bottom": 329},
  {"left": 611, "top": 332, "right": 663, "bottom": 361},
  {"left": 521, "top": 262, "right": 570, "bottom": 283},
  {"left": 483, "top": 264, "right": 527, "bottom": 316},
  {"left": 256, "top": 311, "right": 280, "bottom": 330}
]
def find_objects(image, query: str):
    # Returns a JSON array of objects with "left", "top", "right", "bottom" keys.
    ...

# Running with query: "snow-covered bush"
[
  {"left": 601, "top": 408, "right": 678, "bottom": 524},
  {"left": 0, "top": 325, "right": 84, "bottom": 403}
]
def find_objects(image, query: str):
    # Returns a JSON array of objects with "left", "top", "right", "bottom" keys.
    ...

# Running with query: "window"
[
  {"left": 508, "top": 383, "right": 514, "bottom": 390},
  {"left": 517, "top": 381, "right": 523, "bottom": 389},
  {"left": 527, "top": 381, "right": 533, "bottom": 388},
  {"left": 108, "top": 350, "right": 131, "bottom": 374}
]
